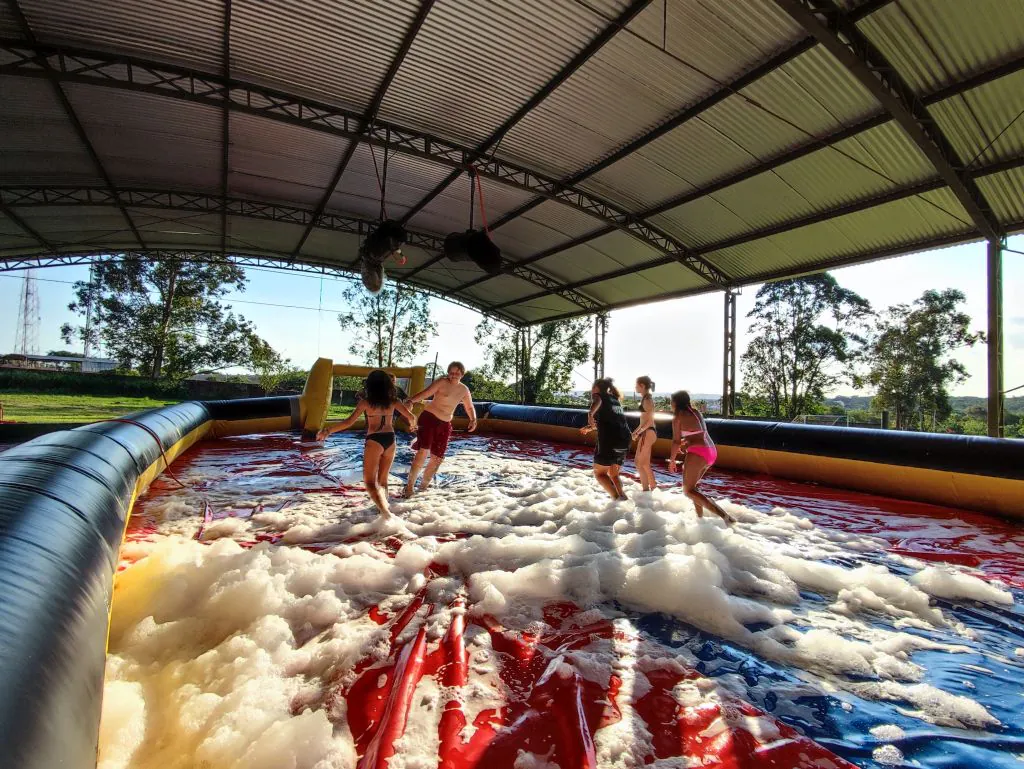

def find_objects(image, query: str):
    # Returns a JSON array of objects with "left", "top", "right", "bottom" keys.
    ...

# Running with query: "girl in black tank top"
[{"left": 582, "top": 378, "right": 630, "bottom": 500}]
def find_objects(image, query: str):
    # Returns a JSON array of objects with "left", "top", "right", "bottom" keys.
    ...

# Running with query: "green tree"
[
  {"left": 740, "top": 274, "right": 871, "bottom": 419},
  {"left": 250, "top": 346, "right": 292, "bottom": 395},
  {"left": 474, "top": 318, "right": 590, "bottom": 404},
  {"left": 46, "top": 350, "right": 84, "bottom": 358},
  {"left": 461, "top": 369, "right": 515, "bottom": 401},
  {"left": 338, "top": 285, "right": 437, "bottom": 367},
  {"left": 865, "top": 289, "right": 983, "bottom": 431},
  {"left": 61, "top": 257, "right": 272, "bottom": 380}
]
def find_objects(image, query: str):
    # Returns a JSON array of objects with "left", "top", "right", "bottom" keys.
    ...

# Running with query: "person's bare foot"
[{"left": 402, "top": 484, "right": 415, "bottom": 498}]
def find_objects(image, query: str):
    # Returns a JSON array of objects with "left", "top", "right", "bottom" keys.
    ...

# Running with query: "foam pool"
[{"left": 101, "top": 431, "right": 1024, "bottom": 769}]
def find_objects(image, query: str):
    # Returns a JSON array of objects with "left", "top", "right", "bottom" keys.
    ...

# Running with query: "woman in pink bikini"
[{"left": 668, "top": 390, "right": 735, "bottom": 524}]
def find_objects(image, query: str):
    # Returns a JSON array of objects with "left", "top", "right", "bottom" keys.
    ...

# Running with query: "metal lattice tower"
[{"left": 14, "top": 269, "right": 41, "bottom": 355}]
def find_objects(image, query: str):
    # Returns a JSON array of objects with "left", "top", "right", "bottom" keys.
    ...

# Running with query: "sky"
[{"left": 2, "top": 234, "right": 1022, "bottom": 399}]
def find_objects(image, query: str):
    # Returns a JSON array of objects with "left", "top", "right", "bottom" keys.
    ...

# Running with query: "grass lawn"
[
  {"left": 1, "top": 390, "right": 357, "bottom": 424},
  {"left": 0, "top": 391, "right": 180, "bottom": 423}
]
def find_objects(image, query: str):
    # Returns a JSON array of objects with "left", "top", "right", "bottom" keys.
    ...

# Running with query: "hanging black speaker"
[{"left": 443, "top": 228, "right": 502, "bottom": 275}]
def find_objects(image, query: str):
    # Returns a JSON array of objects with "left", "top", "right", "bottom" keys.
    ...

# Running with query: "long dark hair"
[
  {"left": 364, "top": 369, "right": 397, "bottom": 409},
  {"left": 636, "top": 375, "right": 655, "bottom": 394},
  {"left": 670, "top": 390, "right": 692, "bottom": 415},
  {"left": 593, "top": 377, "right": 620, "bottom": 400}
]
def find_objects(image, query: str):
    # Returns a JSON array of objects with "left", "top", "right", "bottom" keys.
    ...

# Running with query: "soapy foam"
[{"left": 101, "top": 436, "right": 1018, "bottom": 767}]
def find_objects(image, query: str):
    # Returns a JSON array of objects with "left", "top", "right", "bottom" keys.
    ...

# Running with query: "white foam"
[
  {"left": 872, "top": 744, "right": 905, "bottom": 765},
  {"left": 103, "top": 441, "right": 1015, "bottom": 766}
]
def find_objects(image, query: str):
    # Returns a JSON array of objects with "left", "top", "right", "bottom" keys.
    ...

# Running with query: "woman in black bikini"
[
  {"left": 318, "top": 370, "right": 417, "bottom": 518},
  {"left": 631, "top": 375, "right": 657, "bottom": 491},
  {"left": 581, "top": 378, "right": 632, "bottom": 500}
]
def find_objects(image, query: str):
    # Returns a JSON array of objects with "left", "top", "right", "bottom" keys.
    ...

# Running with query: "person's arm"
[
  {"left": 632, "top": 396, "right": 652, "bottom": 440},
  {"left": 581, "top": 396, "right": 601, "bottom": 434},
  {"left": 668, "top": 413, "right": 682, "bottom": 468},
  {"left": 405, "top": 378, "right": 443, "bottom": 405},
  {"left": 461, "top": 387, "right": 477, "bottom": 433},
  {"left": 317, "top": 401, "right": 366, "bottom": 440},
  {"left": 394, "top": 399, "right": 418, "bottom": 432}
]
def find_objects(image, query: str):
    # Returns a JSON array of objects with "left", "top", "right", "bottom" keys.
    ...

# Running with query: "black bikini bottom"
[{"left": 366, "top": 432, "right": 396, "bottom": 450}]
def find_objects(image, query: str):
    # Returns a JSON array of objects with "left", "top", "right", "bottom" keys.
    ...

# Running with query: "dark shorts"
[
  {"left": 412, "top": 410, "right": 452, "bottom": 456},
  {"left": 595, "top": 433, "right": 630, "bottom": 467}
]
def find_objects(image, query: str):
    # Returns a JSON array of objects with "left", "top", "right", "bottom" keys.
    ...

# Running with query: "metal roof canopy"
[{"left": 1, "top": 0, "right": 1023, "bottom": 331}]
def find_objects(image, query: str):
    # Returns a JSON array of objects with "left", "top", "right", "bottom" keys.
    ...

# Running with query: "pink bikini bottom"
[{"left": 686, "top": 444, "right": 717, "bottom": 467}]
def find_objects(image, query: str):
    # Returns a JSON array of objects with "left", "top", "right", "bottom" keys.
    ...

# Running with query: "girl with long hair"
[
  {"left": 581, "top": 378, "right": 632, "bottom": 500},
  {"left": 318, "top": 369, "right": 417, "bottom": 518},
  {"left": 668, "top": 390, "right": 735, "bottom": 523},
  {"left": 632, "top": 375, "right": 657, "bottom": 491}
]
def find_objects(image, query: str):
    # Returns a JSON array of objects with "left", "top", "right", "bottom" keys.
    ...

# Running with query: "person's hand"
[
  {"left": 403, "top": 398, "right": 413, "bottom": 408},
  {"left": 316, "top": 428, "right": 329, "bottom": 441},
  {"left": 467, "top": 419, "right": 478, "bottom": 433},
  {"left": 580, "top": 425, "right": 595, "bottom": 436},
  {"left": 408, "top": 418, "right": 418, "bottom": 433}
]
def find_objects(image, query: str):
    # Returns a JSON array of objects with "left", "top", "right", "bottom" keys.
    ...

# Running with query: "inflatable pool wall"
[
  {"left": 0, "top": 359, "right": 1021, "bottom": 769},
  {"left": 454, "top": 403, "right": 1024, "bottom": 520}
]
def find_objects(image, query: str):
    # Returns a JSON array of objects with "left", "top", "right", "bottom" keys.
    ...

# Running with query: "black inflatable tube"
[
  {"left": 0, "top": 402, "right": 209, "bottom": 769},
  {"left": 477, "top": 403, "right": 1024, "bottom": 480}
]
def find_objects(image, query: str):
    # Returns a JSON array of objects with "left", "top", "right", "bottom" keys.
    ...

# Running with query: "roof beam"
[
  {"left": 485, "top": 153, "right": 1022, "bottom": 311},
  {"left": 0, "top": 250, "right": 526, "bottom": 327},
  {"left": 0, "top": 186, "right": 601, "bottom": 312},
  {"left": 454, "top": 51, "right": 1024, "bottom": 294},
  {"left": 485, "top": 0, "right": 894, "bottom": 233},
  {"left": 771, "top": 0, "right": 1002, "bottom": 241},
  {"left": 4, "top": 1, "right": 147, "bottom": 250},
  {"left": 399, "top": 0, "right": 653, "bottom": 225},
  {"left": 290, "top": 0, "right": 436, "bottom": 260},
  {"left": 0, "top": 38, "right": 723, "bottom": 287}
]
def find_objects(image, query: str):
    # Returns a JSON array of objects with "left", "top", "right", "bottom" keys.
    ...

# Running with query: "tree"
[
  {"left": 47, "top": 350, "right": 84, "bottom": 358},
  {"left": 474, "top": 317, "right": 590, "bottom": 404},
  {"left": 61, "top": 257, "right": 274, "bottom": 380},
  {"left": 865, "top": 289, "right": 983, "bottom": 431},
  {"left": 250, "top": 345, "right": 292, "bottom": 395},
  {"left": 338, "top": 285, "right": 436, "bottom": 367},
  {"left": 740, "top": 274, "right": 871, "bottom": 419}
]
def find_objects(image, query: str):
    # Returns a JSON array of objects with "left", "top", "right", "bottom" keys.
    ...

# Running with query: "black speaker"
[{"left": 444, "top": 229, "right": 502, "bottom": 275}]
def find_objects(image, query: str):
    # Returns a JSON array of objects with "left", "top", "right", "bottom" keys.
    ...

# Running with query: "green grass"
[
  {"left": 0, "top": 391, "right": 357, "bottom": 425},
  {"left": 0, "top": 391, "right": 180, "bottom": 423}
]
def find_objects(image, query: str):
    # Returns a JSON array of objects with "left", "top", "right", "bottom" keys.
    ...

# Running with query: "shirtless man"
[{"left": 403, "top": 361, "right": 477, "bottom": 496}]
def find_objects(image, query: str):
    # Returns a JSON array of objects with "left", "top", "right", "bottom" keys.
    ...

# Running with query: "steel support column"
[
  {"left": 988, "top": 239, "right": 1004, "bottom": 438},
  {"left": 592, "top": 312, "right": 608, "bottom": 381},
  {"left": 722, "top": 289, "right": 737, "bottom": 417}
]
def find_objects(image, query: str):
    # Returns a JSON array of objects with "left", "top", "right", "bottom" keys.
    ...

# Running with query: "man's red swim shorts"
[{"left": 412, "top": 410, "right": 453, "bottom": 456}]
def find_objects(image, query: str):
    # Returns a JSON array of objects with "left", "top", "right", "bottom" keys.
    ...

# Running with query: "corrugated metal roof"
[
  {"left": 21, "top": 0, "right": 223, "bottom": 71},
  {"left": 297, "top": 229, "right": 362, "bottom": 263},
  {"left": 627, "top": 0, "right": 806, "bottom": 81},
  {"left": 858, "top": 0, "right": 1024, "bottom": 95},
  {"left": 230, "top": 112, "right": 352, "bottom": 207},
  {"left": 976, "top": 167, "right": 1024, "bottom": 224},
  {"left": 582, "top": 261, "right": 706, "bottom": 305},
  {"left": 231, "top": 0, "right": 421, "bottom": 114},
  {"left": 64, "top": 83, "right": 222, "bottom": 191},
  {"left": 2, "top": 0, "right": 1023, "bottom": 326},
  {"left": 0, "top": 2, "right": 20, "bottom": 37},
  {"left": 378, "top": 0, "right": 615, "bottom": 148},
  {"left": 928, "top": 68, "right": 1024, "bottom": 166},
  {"left": 497, "top": 22, "right": 718, "bottom": 178},
  {"left": 0, "top": 76, "right": 102, "bottom": 185}
]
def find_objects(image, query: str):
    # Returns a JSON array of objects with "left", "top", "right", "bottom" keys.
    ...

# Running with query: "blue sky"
[{"left": 2, "top": 234, "right": 1021, "bottom": 398}]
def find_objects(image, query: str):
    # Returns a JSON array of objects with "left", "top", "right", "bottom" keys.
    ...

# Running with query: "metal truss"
[
  {"left": 0, "top": 38, "right": 726, "bottom": 287},
  {"left": 0, "top": 250, "right": 526, "bottom": 327},
  {"left": 772, "top": 0, "right": 1002, "bottom": 241},
  {"left": 0, "top": 186, "right": 602, "bottom": 312}
]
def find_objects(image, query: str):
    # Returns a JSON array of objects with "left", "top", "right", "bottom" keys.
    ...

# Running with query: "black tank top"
[{"left": 596, "top": 394, "right": 630, "bottom": 440}]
